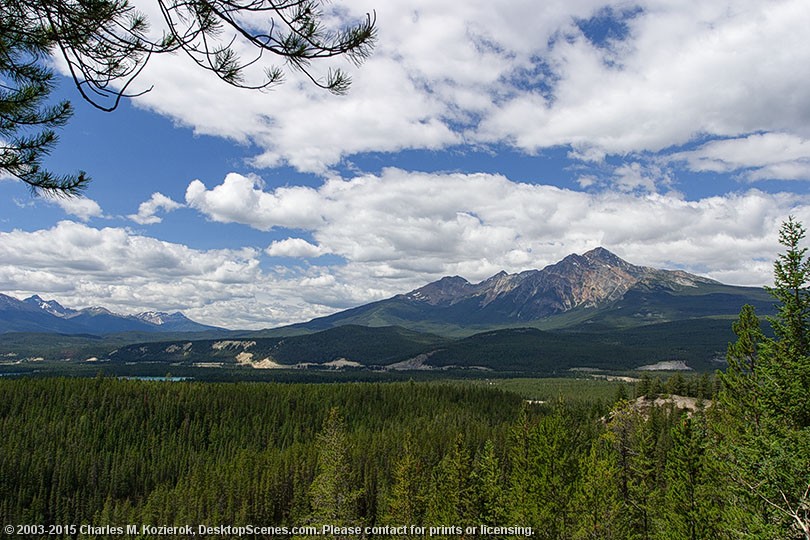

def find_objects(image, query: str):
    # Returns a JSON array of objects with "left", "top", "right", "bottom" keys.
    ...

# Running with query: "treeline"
[{"left": 635, "top": 372, "right": 716, "bottom": 400}]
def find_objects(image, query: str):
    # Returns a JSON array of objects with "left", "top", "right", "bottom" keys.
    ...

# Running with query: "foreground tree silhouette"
[{"left": 0, "top": 0, "right": 376, "bottom": 195}]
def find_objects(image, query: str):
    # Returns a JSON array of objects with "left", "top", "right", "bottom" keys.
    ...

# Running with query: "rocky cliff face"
[{"left": 400, "top": 247, "right": 717, "bottom": 319}]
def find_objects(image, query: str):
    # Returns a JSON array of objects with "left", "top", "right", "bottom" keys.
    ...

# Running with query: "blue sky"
[{"left": 2, "top": 0, "right": 810, "bottom": 329}]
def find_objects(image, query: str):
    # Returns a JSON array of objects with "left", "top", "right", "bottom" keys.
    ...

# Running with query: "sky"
[{"left": 2, "top": 0, "right": 810, "bottom": 329}]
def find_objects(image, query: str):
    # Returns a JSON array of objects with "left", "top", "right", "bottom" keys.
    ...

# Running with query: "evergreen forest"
[{"left": 0, "top": 220, "right": 809, "bottom": 539}]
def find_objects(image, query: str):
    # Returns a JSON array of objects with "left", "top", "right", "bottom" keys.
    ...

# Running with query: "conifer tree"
[
  {"left": 424, "top": 434, "right": 471, "bottom": 536},
  {"left": 469, "top": 439, "right": 505, "bottom": 526},
  {"left": 383, "top": 433, "right": 423, "bottom": 533},
  {"left": 507, "top": 404, "right": 533, "bottom": 525},
  {"left": 1, "top": 0, "right": 376, "bottom": 195},
  {"left": 572, "top": 435, "right": 623, "bottom": 540},
  {"left": 529, "top": 409, "right": 580, "bottom": 539},
  {"left": 0, "top": 14, "right": 87, "bottom": 195},
  {"left": 662, "top": 413, "right": 721, "bottom": 540},
  {"left": 307, "top": 408, "right": 362, "bottom": 538},
  {"left": 713, "top": 218, "right": 810, "bottom": 539}
]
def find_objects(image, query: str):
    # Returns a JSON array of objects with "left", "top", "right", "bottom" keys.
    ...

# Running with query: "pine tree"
[
  {"left": 307, "top": 408, "right": 362, "bottom": 539},
  {"left": 469, "top": 440, "right": 504, "bottom": 526},
  {"left": 719, "top": 303, "right": 764, "bottom": 432},
  {"left": 0, "top": 13, "right": 87, "bottom": 195},
  {"left": 765, "top": 217, "right": 810, "bottom": 428},
  {"left": 712, "top": 218, "right": 810, "bottom": 539},
  {"left": 424, "top": 434, "right": 471, "bottom": 536},
  {"left": 383, "top": 433, "right": 423, "bottom": 533},
  {"left": 572, "top": 435, "right": 623, "bottom": 540},
  {"left": 662, "top": 413, "right": 721, "bottom": 540},
  {"left": 506, "top": 404, "right": 533, "bottom": 525},
  {"left": 529, "top": 409, "right": 580, "bottom": 539},
  {"left": 1, "top": 0, "right": 376, "bottom": 195},
  {"left": 637, "top": 374, "right": 652, "bottom": 399}
]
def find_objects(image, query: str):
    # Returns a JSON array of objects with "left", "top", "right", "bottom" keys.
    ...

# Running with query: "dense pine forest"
[
  {"left": 0, "top": 220, "right": 808, "bottom": 539},
  {"left": 0, "top": 371, "right": 803, "bottom": 539},
  {"left": 0, "top": 376, "right": 708, "bottom": 539}
]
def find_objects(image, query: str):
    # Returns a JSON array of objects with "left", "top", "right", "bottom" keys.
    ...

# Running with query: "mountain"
[
  {"left": 287, "top": 247, "right": 773, "bottom": 336},
  {"left": 0, "top": 293, "right": 223, "bottom": 334},
  {"left": 23, "top": 295, "right": 76, "bottom": 317},
  {"left": 96, "top": 317, "right": 737, "bottom": 373},
  {"left": 108, "top": 325, "right": 449, "bottom": 368},
  {"left": 0, "top": 249, "right": 774, "bottom": 373},
  {"left": 0, "top": 294, "right": 84, "bottom": 334}
]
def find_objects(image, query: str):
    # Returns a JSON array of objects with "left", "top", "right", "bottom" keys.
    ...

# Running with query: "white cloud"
[
  {"left": 5, "top": 170, "right": 806, "bottom": 329},
  {"left": 191, "top": 169, "right": 810, "bottom": 293},
  {"left": 674, "top": 133, "right": 810, "bottom": 181},
  {"left": 101, "top": 0, "right": 809, "bottom": 176},
  {"left": 185, "top": 173, "right": 324, "bottom": 230},
  {"left": 478, "top": 0, "right": 810, "bottom": 156},
  {"left": 0, "top": 220, "right": 387, "bottom": 328},
  {"left": 128, "top": 192, "right": 183, "bottom": 224},
  {"left": 612, "top": 162, "right": 673, "bottom": 193},
  {"left": 266, "top": 238, "right": 329, "bottom": 258},
  {"left": 49, "top": 196, "right": 104, "bottom": 222}
]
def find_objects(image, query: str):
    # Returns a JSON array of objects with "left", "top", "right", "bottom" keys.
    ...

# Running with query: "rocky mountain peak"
[
  {"left": 1, "top": 293, "right": 220, "bottom": 334},
  {"left": 134, "top": 311, "right": 168, "bottom": 325},
  {"left": 399, "top": 247, "right": 717, "bottom": 320},
  {"left": 404, "top": 275, "right": 474, "bottom": 305},
  {"left": 82, "top": 306, "right": 115, "bottom": 316},
  {"left": 134, "top": 311, "right": 191, "bottom": 325},
  {"left": 582, "top": 247, "right": 632, "bottom": 268},
  {"left": 23, "top": 295, "right": 74, "bottom": 317}
]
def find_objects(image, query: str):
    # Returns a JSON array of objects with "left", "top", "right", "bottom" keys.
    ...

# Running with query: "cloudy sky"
[{"left": 2, "top": 0, "right": 810, "bottom": 329}]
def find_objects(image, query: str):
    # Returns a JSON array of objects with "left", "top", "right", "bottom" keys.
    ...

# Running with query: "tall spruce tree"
[
  {"left": 572, "top": 434, "right": 623, "bottom": 540},
  {"left": 424, "top": 434, "right": 471, "bottom": 536},
  {"left": 382, "top": 433, "right": 423, "bottom": 533},
  {"left": 766, "top": 217, "right": 810, "bottom": 428},
  {"left": 714, "top": 217, "right": 810, "bottom": 539},
  {"left": 307, "top": 408, "right": 362, "bottom": 539},
  {"left": 662, "top": 413, "right": 722, "bottom": 540},
  {"left": 469, "top": 439, "right": 505, "bottom": 526}
]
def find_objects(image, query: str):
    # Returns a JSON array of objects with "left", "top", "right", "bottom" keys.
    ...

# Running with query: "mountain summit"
[
  {"left": 294, "top": 247, "right": 765, "bottom": 335},
  {"left": 400, "top": 247, "right": 717, "bottom": 320}
]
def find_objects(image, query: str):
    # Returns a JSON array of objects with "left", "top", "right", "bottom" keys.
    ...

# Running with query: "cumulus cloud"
[
  {"left": 104, "top": 0, "right": 809, "bottom": 178},
  {"left": 190, "top": 169, "right": 810, "bottom": 292},
  {"left": 0, "top": 220, "right": 308, "bottom": 328},
  {"left": 128, "top": 192, "right": 184, "bottom": 224},
  {"left": 612, "top": 162, "right": 673, "bottom": 193},
  {"left": 49, "top": 196, "right": 104, "bottom": 222},
  {"left": 476, "top": 0, "right": 810, "bottom": 158},
  {"left": 266, "top": 238, "right": 329, "bottom": 258},
  {"left": 185, "top": 173, "right": 324, "bottom": 230}
]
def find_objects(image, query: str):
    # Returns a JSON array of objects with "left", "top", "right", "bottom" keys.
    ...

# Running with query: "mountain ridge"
[
  {"left": 0, "top": 293, "right": 223, "bottom": 334},
  {"left": 286, "top": 247, "right": 769, "bottom": 336}
]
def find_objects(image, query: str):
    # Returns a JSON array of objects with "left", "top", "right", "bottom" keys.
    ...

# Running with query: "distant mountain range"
[
  {"left": 0, "top": 248, "right": 777, "bottom": 373},
  {"left": 0, "top": 294, "right": 222, "bottom": 334},
  {"left": 284, "top": 247, "right": 773, "bottom": 336}
]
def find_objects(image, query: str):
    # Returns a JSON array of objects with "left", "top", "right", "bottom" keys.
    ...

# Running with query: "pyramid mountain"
[{"left": 289, "top": 247, "right": 772, "bottom": 336}]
